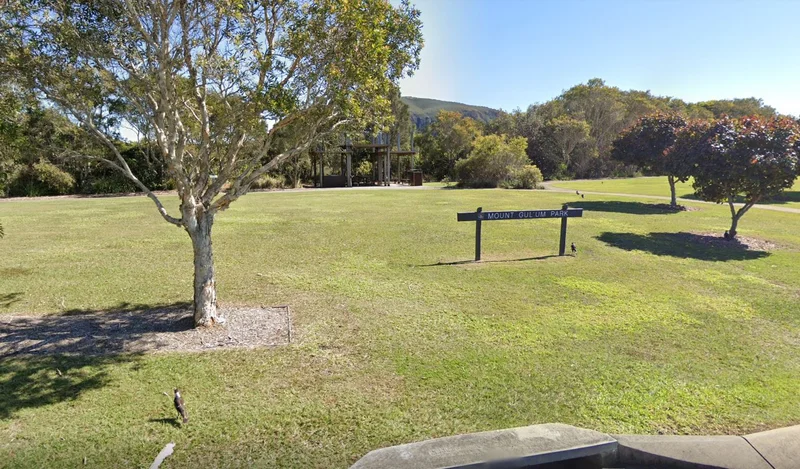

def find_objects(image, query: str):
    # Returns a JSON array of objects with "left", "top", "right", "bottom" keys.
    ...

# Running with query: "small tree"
[
  {"left": 611, "top": 113, "right": 687, "bottom": 206},
  {"left": 2, "top": 0, "right": 422, "bottom": 326},
  {"left": 681, "top": 116, "right": 799, "bottom": 239}
]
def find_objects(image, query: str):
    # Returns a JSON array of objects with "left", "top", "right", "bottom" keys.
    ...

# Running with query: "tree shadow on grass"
[
  {"left": 679, "top": 191, "right": 800, "bottom": 206},
  {"left": 0, "top": 353, "right": 140, "bottom": 420},
  {"left": 0, "top": 302, "right": 191, "bottom": 419},
  {"left": 570, "top": 201, "right": 684, "bottom": 215},
  {"left": 596, "top": 232, "right": 770, "bottom": 261},
  {"left": 0, "top": 292, "right": 23, "bottom": 308},
  {"left": 1, "top": 302, "right": 193, "bottom": 356},
  {"left": 769, "top": 191, "right": 800, "bottom": 205}
]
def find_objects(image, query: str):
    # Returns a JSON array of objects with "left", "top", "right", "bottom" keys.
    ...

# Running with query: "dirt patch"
[
  {"left": 690, "top": 232, "right": 777, "bottom": 251},
  {"left": 651, "top": 203, "right": 700, "bottom": 212},
  {"left": 0, "top": 304, "right": 291, "bottom": 357}
]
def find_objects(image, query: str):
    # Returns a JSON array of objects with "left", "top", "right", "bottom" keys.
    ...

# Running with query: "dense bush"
[
  {"left": 504, "top": 165, "right": 542, "bottom": 189},
  {"left": 7, "top": 162, "right": 75, "bottom": 197},
  {"left": 250, "top": 174, "right": 286, "bottom": 190},
  {"left": 75, "top": 144, "right": 169, "bottom": 194},
  {"left": 455, "top": 134, "right": 528, "bottom": 188}
]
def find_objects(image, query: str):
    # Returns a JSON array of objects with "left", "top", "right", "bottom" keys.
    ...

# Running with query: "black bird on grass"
[
  {"left": 575, "top": 190, "right": 580, "bottom": 195},
  {"left": 174, "top": 388, "right": 189, "bottom": 424},
  {"left": 571, "top": 243, "right": 577, "bottom": 255},
  {"left": 581, "top": 194, "right": 585, "bottom": 198}
]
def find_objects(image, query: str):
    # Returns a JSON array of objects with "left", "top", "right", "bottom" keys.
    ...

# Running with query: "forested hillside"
[
  {"left": 401, "top": 96, "right": 501, "bottom": 129},
  {"left": 415, "top": 78, "right": 785, "bottom": 182}
]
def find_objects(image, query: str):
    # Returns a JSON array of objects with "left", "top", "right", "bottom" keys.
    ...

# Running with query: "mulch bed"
[
  {"left": 689, "top": 232, "right": 777, "bottom": 251},
  {"left": 0, "top": 305, "right": 291, "bottom": 357},
  {"left": 652, "top": 203, "right": 700, "bottom": 212}
]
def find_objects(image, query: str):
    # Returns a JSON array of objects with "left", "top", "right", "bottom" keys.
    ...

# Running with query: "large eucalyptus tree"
[{"left": 1, "top": 0, "right": 422, "bottom": 326}]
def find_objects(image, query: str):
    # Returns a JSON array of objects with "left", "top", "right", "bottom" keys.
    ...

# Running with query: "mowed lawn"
[
  {"left": 1, "top": 186, "right": 800, "bottom": 468},
  {"left": 551, "top": 176, "right": 800, "bottom": 210}
]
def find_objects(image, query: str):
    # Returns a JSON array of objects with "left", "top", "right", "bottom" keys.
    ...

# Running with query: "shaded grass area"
[
  {"left": 552, "top": 176, "right": 800, "bottom": 209},
  {"left": 596, "top": 232, "right": 771, "bottom": 261},
  {"left": 0, "top": 302, "right": 193, "bottom": 356},
  {"left": 569, "top": 200, "right": 685, "bottom": 215},
  {"left": 1, "top": 188, "right": 800, "bottom": 467}
]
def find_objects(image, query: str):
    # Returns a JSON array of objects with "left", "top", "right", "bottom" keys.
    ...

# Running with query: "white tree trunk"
[{"left": 188, "top": 213, "right": 223, "bottom": 327}]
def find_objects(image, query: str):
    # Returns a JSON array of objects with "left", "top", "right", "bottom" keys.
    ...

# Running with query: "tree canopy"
[
  {"left": 1, "top": 0, "right": 423, "bottom": 325},
  {"left": 416, "top": 110, "right": 482, "bottom": 181},
  {"left": 611, "top": 113, "right": 687, "bottom": 205},
  {"left": 680, "top": 115, "right": 799, "bottom": 238}
]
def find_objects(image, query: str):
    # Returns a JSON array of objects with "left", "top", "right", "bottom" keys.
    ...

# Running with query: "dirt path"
[{"left": 542, "top": 182, "right": 800, "bottom": 215}]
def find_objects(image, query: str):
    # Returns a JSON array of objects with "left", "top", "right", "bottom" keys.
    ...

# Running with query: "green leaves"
[
  {"left": 417, "top": 110, "right": 482, "bottom": 180},
  {"left": 2, "top": 0, "right": 423, "bottom": 211},
  {"left": 455, "top": 134, "right": 529, "bottom": 188}
]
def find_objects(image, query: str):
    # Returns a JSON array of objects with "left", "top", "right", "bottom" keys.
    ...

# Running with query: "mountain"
[{"left": 401, "top": 96, "right": 501, "bottom": 130}]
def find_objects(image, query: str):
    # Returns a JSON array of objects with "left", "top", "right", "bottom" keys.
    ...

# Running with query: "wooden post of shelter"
[
  {"left": 386, "top": 142, "right": 391, "bottom": 186},
  {"left": 319, "top": 151, "right": 324, "bottom": 187},
  {"left": 346, "top": 139, "right": 352, "bottom": 188}
]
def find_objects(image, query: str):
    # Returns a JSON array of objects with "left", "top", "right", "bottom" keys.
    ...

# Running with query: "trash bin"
[{"left": 410, "top": 170, "right": 423, "bottom": 186}]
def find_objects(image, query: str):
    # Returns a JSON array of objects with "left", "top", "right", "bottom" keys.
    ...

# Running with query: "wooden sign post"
[{"left": 457, "top": 204, "right": 583, "bottom": 261}]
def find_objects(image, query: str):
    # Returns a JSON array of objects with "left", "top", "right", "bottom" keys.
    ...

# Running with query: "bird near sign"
[
  {"left": 174, "top": 389, "right": 189, "bottom": 424},
  {"left": 571, "top": 243, "right": 577, "bottom": 255}
]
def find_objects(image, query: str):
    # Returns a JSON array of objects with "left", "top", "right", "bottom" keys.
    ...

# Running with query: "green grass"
[
  {"left": 1, "top": 187, "right": 800, "bottom": 468},
  {"left": 551, "top": 176, "right": 800, "bottom": 209}
]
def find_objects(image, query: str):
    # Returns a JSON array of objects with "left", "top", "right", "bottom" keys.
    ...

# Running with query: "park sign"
[
  {"left": 457, "top": 205, "right": 583, "bottom": 261},
  {"left": 457, "top": 208, "right": 583, "bottom": 222}
]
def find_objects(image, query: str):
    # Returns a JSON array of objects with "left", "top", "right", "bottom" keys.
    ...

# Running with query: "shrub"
[
  {"left": 356, "top": 160, "right": 373, "bottom": 177},
  {"left": 250, "top": 174, "right": 285, "bottom": 190},
  {"left": 455, "top": 134, "right": 529, "bottom": 188},
  {"left": 89, "top": 175, "right": 135, "bottom": 194},
  {"left": 504, "top": 165, "right": 543, "bottom": 189},
  {"left": 7, "top": 162, "right": 75, "bottom": 197}
]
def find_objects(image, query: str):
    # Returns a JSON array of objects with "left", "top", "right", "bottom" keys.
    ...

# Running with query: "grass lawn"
[
  {"left": 1, "top": 187, "right": 800, "bottom": 468},
  {"left": 551, "top": 176, "right": 800, "bottom": 210}
]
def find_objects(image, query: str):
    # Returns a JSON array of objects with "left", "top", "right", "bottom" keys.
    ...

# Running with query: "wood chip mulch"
[
  {"left": 651, "top": 203, "right": 700, "bottom": 212},
  {"left": 689, "top": 232, "right": 777, "bottom": 251},
  {"left": 0, "top": 305, "right": 291, "bottom": 357}
]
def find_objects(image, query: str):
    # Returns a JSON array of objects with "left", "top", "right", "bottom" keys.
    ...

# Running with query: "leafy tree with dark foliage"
[
  {"left": 611, "top": 113, "right": 687, "bottom": 206},
  {"left": 679, "top": 116, "right": 799, "bottom": 239}
]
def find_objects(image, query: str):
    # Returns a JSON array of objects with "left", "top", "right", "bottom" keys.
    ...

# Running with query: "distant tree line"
[
  {"left": 416, "top": 78, "right": 785, "bottom": 183},
  {"left": 0, "top": 77, "right": 793, "bottom": 198},
  {"left": 0, "top": 81, "right": 416, "bottom": 197}
]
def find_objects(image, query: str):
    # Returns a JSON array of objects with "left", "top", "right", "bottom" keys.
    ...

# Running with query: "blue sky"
[{"left": 399, "top": 0, "right": 800, "bottom": 116}]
